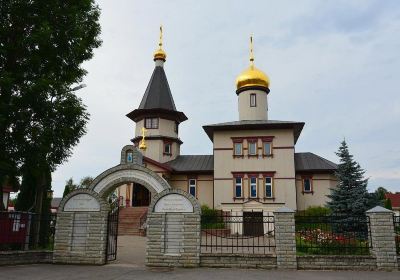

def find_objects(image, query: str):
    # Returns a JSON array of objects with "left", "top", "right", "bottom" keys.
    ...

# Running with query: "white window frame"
[
  {"left": 189, "top": 179, "right": 196, "bottom": 197},
  {"left": 248, "top": 141, "right": 257, "bottom": 155},
  {"left": 235, "top": 177, "right": 243, "bottom": 198},
  {"left": 263, "top": 142, "right": 272, "bottom": 156},
  {"left": 250, "top": 177, "right": 257, "bottom": 198},
  {"left": 234, "top": 142, "right": 243, "bottom": 156},
  {"left": 265, "top": 177, "right": 273, "bottom": 198}
]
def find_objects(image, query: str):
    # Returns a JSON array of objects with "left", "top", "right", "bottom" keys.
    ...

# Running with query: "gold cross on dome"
[{"left": 139, "top": 127, "right": 147, "bottom": 150}]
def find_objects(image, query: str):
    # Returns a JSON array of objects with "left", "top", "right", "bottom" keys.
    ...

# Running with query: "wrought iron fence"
[
  {"left": 106, "top": 197, "right": 120, "bottom": 262},
  {"left": 201, "top": 211, "right": 275, "bottom": 254},
  {"left": 295, "top": 214, "right": 371, "bottom": 255},
  {"left": 0, "top": 211, "right": 57, "bottom": 251},
  {"left": 394, "top": 215, "right": 400, "bottom": 255}
]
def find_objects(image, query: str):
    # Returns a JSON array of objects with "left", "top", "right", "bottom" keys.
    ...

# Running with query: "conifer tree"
[{"left": 327, "top": 140, "right": 369, "bottom": 218}]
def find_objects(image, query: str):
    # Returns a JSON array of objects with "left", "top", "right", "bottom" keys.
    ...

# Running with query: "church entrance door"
[{"left": 132, "top": 183, "right": 150, "bottom": 207}]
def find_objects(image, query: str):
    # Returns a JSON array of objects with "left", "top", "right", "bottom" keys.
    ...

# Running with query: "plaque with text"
[
  {"left": 64, "top": 194, "right": 101, "bottom": 212},
  {"left": 154, "top": 194, "right": 193, "bottom": 213}
]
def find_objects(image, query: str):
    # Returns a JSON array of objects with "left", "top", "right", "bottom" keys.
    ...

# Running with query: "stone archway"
[{"left": 53, "top": 146, "right": 172, "bottom": 265}]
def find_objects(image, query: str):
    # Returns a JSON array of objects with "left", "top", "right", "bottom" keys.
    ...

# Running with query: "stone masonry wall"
[
  {"left": 297, "top": 255, "right": 376, "bottom": 270},
  {"left": 0, "top": 250, "right": 53, "bottom": 266},
  {"left": 200, "top": 254, "right": 276, "bottom": 269},
  {"left": 274, "top": 207, "right": 297, "bottom": 269},
  {"left": 53, "top": 190, "right": 110, "bottom": 265},
  {"left": 367, "top": 207, "right": 398, "bottom": 271}
]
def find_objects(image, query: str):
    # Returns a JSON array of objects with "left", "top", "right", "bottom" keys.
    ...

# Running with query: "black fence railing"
[
  {"left": 295, "top": 214, "right": 371, "bottom": 255},
  {"left": 201, "top": 211, "right": 275, "bottom": 255},
  {"left": 0, "top": 211, "right": 56, "bottom": 251},
  {"left": 394, "top": 215, "right": 400, "bottom": 255}
]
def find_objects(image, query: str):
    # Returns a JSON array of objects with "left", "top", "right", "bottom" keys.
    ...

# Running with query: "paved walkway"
[
  {"left": 114, "top": 235, "right": 146, "bottom": 266},
  {"left": 1, "top": 264, "right": 399, "bottom": 280}
]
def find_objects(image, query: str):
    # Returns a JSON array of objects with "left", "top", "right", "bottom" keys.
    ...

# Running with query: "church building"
[{"left": 116, "top": 30, "right": 337, "bottom": 229}]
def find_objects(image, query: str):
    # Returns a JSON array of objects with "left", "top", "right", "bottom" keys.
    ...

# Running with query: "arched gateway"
[{"left": 53, "top": 145, "right": 173, "bottom": 265}]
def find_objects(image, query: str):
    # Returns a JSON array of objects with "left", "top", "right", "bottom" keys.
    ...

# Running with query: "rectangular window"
[
  {"left": 248, "top": 141, "right": 257, "bottom": 155},
  {"left": 234, "top": 142, "right": 243, "bottom": 156},
  {"left": 303, "top": 178, "right": 312, "bottom": 192},
  {"left": 250, "top": 177, "right": 257, "bottom": 198},
  {"left": 265, "top": 177, "right": 273, "bottom": 198},
  {"left": 250, "top": 93, "right": 257, "bottom": 107},
  {"left": 164, "top": 143, "right": 172, "bottom": 155},
  {"left": 189, "top": 179, "right": 196, "bottom": 197},
  {"left": 263, "top": 142, "right": 272, "bottom": 156},
  {"left": 235, "top": 177, "right": 242, "bottom": 198},
  {"left": 144, "top": 117, "right": 159, "bottom": 129}
]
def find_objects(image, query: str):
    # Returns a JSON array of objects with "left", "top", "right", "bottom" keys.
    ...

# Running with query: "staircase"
[{"left": 118, "top": 207, "right": 148, "bottom": 236}]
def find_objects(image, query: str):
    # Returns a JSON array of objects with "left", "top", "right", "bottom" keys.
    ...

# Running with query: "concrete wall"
[
  {"left": 297, "top": 255, "right": 376, "bottom": 270},
  {"left": 0, "top": 251, "right": 53, "bottom": 266},
  {"left": 200, "top": 254, "right": 276, "bottom": 269}
]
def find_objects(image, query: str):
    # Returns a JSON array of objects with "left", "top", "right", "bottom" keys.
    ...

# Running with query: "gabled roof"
[
  {"left": 294, "top": 152, "right": 337, "bottom": 173},
  {"left": 202, "top": 120, "right": 305, "bottom": 144},
  {"left": 385, "top": 193, "right": 400, "bottom": 208},
  {"left": 165, "top": 155, "right": 214, "bottom": 174},
  {"left": 126, "top": 66, "right": 187, "bottom": 122}
]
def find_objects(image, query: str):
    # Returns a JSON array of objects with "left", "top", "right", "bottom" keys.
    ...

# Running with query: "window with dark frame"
[
  {"left": 189, "top": 179, "right": 196, "bottom": 197},
  {"left": 265, "top": 177, "right": 273, "bottom": 198},
  {"left": 250, "top": 177, "right": 257, "bottom": 198},
  {"left": 250, "top": 93, "right": 257, "bottom": 107},
  {"left": 235, "top": 177, "right": 242, "bottom": 198},
  {"left": 303, "top": 178, "right": 312, "bottom": 193},
  {"left": 144, "top": 117, "right": 159, "bottom": 129},
  {"left": 164, "top": 142, "right": 172, "bottom": 155}
]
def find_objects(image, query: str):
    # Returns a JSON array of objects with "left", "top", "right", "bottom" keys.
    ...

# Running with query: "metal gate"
[{"left": 106, "top": 199, "right": 120, "bottom": 262}]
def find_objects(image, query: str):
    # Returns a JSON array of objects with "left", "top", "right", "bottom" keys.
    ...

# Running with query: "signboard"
[
  {"left": 154, "top": 194, "right": 193, "bottom": 213},
  {"left": 64, "top": 194, "right": 100, "bottom": 212}
]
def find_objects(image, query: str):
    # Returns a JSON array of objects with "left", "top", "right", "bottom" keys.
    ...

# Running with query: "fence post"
[
  {"left": 366, "top": 206, "right": 398, "bottom": 271},
  {"left": 274, "top": 206, "right": 297, "bottom": 270}
]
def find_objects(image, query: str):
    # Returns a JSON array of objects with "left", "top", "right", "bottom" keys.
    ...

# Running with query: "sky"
[{"left": 50, "top": 0, "right": 400, "bottom": 196}]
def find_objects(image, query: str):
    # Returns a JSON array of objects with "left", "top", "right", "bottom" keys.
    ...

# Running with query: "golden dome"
[
  {"left": 153, "top": 48, "right": 166, "bottom": 61},
  {"left": 236, "top": 35, "right": 270, "bottom": 92},
  {"left": 153, "top": 25, "right": 166, "bottom": 61},
  {"left": 236, "top": 65, "right": 270, "bottom": 91}
]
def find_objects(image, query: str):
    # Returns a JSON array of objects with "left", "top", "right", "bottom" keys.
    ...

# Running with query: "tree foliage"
[
  {"left": 0, "top": 0, "right": 101, "bottom": 211},
  {"left": 327, "top": 140, "right": 370, "bottom": 217},
  {"left": 384, "top": 198, "right": 393, "bottom": 210}
]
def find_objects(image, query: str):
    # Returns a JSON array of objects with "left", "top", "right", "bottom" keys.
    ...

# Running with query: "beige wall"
[
  {"left": 168, "top": 174, "right": 214, "bottom": 208},
  {"left": 295, "top": 173, "right": 337, "bottom": 211},
  {"left": 238, "top": 89, "right": 268, "bottom": 121},
  {"left": 213, "top": 129, "right": 297, "bottom": 211}
]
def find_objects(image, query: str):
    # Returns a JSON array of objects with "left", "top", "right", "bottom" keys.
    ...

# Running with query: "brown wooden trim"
[
  {"left": 275, "top": 177, "right": 296, "bottom": 180},
  {"left": 143, "top": 156, "right": 173, "bottom": 171},
  {"left": 231, "top": 136, "right": 275, "bottom": 141},
  {"left": 273, "top": 146, "right": 294, "bottom": 149},
  {"left": 214, "top": 178, "right": 232, "bottom": 181}
]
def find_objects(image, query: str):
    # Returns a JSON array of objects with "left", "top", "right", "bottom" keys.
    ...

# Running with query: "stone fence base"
[
  {"left": 200, "top": 254, "right": 276, "bottom": 269},
  {"left": 297, "top": 255, "right": 376, "bottom": 270},
  {"left": 0, "top": 250, "right": 53, "bottom": 266}
]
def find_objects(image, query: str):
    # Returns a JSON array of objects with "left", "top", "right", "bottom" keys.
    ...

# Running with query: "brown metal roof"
[
  {"left": 165, "top": 155, "right": 214, "bottom": 173},
  {"left": 202, "top": 120, "right": 305, "bottom": 144},
  {"left": 294, "top": 152, "right": 337, "bottom": 173}
]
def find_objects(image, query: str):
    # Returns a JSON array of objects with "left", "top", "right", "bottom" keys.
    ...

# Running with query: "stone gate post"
[
  {"left": 146, "top": 189, "right": 201, "bottom": 268},
  {"left": 366, "top": 206, "right": 398, "bottom": 271},
  {"left": 274, "top": 206, "right": 297, "bottom": 270}
]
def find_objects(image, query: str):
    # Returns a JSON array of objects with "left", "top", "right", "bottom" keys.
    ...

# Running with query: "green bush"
[
  {"left": 298, "top": 206, "right": 331, "bottom": 216},
  {"left": 201, "top": 205, "right": 224, "bottom": 229}
]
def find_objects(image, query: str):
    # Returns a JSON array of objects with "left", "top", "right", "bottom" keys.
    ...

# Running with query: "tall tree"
[
  {"left": 0, "top": 1, "right": 101, "bottom": 213},
  {"left": 79, "top": 176, "right": 93, "bottom": 189},
  {"left": 62, "top": 178, "right": 77, "bottom": 198},
  {"left": 327, "top": 140, "right": 370, "bottom": 217}
]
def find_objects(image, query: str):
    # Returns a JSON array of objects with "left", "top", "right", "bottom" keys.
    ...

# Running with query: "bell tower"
[
  {"left": 126, "top": 26, "right": 187, "bottom": 163},
  {"left": 235, "top": 36, "right": 270, "bottom": 121}
]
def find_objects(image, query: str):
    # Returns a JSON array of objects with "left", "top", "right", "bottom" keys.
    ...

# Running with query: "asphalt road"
[{"left": 1, "top": 264, "right": 399, "bottom": 280}]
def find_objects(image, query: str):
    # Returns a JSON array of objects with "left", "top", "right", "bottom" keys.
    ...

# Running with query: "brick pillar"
[
  {"left": 366, "top": 206, "right": 398, "bottom": 271},
  {"left": 274, "top": 206, "right": 297, "bottom": 270}
]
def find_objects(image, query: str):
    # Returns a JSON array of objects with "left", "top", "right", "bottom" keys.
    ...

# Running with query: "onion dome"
[
  {"left": 153, "top": 26, "right": 166, "bottom": 61},
  {"left": 235, "top": 36, "right": 270, "bottom": 94}
]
